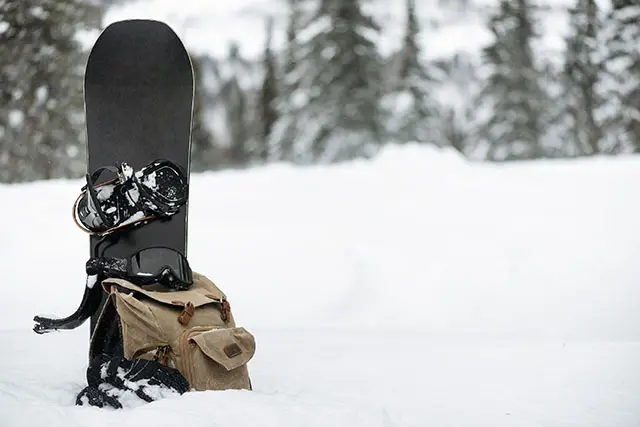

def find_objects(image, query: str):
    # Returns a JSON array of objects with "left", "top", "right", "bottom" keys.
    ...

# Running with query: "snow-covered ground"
[{"left": 1, "top": 144, "right": 640, "bottom": 426}]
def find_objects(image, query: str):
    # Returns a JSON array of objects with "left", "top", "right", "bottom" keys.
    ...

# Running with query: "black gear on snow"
[
  {"left": 85, "top": 245, "right": 193, "bottom": 291},
  {"left": 73, "top": 159, "right": 188, "bottom": 236},
  {"left": 32, "top": 274, "right": 104, "bottom": 334},
  {"left": 33, "top": 236, "right": 120, "bottom": 334},
  {"left": 76, "top": 385, "right": 123, "bottom": 409},
  {"left": 76, "top": 354, "right": 189, "bottom": 409}
]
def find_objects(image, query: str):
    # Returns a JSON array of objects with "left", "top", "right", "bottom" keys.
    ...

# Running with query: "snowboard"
[{"left": 83, "top": 20, "right": 194, "bottom": 339}]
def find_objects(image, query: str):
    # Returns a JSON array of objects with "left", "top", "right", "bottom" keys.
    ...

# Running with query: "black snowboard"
[{"left": 84, "top": 20, "right": 194, "bottom": 336}]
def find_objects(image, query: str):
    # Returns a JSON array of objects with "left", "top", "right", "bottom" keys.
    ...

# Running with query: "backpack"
[{"left": 88, "top": 271, "right": 255, "bottom": 392}]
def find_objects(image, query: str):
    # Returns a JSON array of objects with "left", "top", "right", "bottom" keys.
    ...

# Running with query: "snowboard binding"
[{"left": 73, "top": 159, "right": 188, "bottom": 236}]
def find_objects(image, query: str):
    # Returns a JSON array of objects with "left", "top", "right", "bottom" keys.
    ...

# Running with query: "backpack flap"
[
  {"left": 190, "top": 327, "right": 255, "bottom": 371},
  {"left": 179, "top": 326, "right": 255, "bottom": 391},
  {"left": 104, "top": 271, "right": 228, "bottom": 307}
]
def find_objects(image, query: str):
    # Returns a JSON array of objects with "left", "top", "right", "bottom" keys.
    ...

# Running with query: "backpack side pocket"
[{"left": 178, "top": 326, "right": 255, "bottom": 391}]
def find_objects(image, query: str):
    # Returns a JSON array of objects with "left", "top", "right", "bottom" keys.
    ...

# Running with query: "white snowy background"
[{"left": 2, "top": 0, "right": 640, "bottom": 426}]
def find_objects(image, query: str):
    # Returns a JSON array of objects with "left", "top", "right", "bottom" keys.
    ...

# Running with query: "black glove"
[{"left": 76, "top": 353, "right": 189, "bottom": 409}]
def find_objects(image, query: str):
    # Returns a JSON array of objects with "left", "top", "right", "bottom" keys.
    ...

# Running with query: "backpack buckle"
[
  {"left": 154, "top": 345, "right": 172, "bottom": 366},
  {"left": 220, "top": 300, "right": 231, "bottom": 323},
  {"left": 177, "top": 301, "right": 195, "bottom": 326}
]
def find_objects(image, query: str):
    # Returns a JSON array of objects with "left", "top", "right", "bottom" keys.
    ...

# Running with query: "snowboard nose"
[{"left": 85, "top": 19, "right": 193, "bottom": 88}]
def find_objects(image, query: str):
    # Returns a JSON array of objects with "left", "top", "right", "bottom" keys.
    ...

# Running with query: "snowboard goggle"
[{"left": 86, "top": 247, "right": 193, "bottom": 290}]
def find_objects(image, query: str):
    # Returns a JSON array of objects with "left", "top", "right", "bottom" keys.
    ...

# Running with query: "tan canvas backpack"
[{"left": 89, "top": 271, "right": 255, "bottom": 391}]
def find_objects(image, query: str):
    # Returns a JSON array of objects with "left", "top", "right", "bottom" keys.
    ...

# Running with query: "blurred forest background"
[{"left": 0, "top": 0, "right": 638, "bottom": 183}]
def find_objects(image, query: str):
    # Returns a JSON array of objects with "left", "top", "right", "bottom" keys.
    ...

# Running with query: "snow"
[
  {"left": 1, "top": 144, "right": 640, "bottom": 426},
  {"left": 140, "top": 170, "right": 157, "bottom": 190},
  {"left": 125, "top": 186, "right": 140, "bottom": 206},
  {"left": 8, "top": 110, "right": 24, "bottom": 127},
  {"left": 120, "top": 210, "right": 145, "bottom": 226},
  {"left": 95, "top": 185, "right": 114, "bottom": 202},
  {"left": 86, "top": 274, "right": 98, "bottom": 289}
]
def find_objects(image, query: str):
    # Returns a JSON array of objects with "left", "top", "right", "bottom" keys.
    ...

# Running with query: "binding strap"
[{"left": 84, "top": 166, "right": 121, "bottom": 230}]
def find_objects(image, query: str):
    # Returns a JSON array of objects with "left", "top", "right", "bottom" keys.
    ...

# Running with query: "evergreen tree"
[
  {"left": 190, "top": 53, "right": 220, "bottom": 172},
  {"left": 284, "top": 0, "right": 301, "bottom": 78},
  {"left": 382, "top": 0, "right": 440, "bottom": 145},
  {"left": 0, "top": 0, "right": 102, "bottom": 182},
  {"left": 212, "top": 43, "right": 254, "bottom": 166},
  {"left": 474, "top": 0, "right": 549, "bottom": 161},
  {"left": 225, "top": 79, "right": 250, "bottom": 165},
  {"left": 257, "top": 16, "right": 278, "bottom": 161},
  {"left": 558, "top": 0, "right": 605, "bottom": 155},
  {"left": 268, "top": 0, "right": 302, "bottom": 161},
  {"left": 437, "top": 53, "right": 481, "bottom": 156},
  {"left": 279, "top": 0, "right": 384, "bottom": 163},
  {"left": 600, "top": 0, "right": 639, "bottom": 152}
]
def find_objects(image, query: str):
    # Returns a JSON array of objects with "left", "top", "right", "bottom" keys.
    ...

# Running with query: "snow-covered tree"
[
  {"left": 257, "top": 17, "right": 278, "bottom": 161},
  {"left": 273, "top": 0, "right": 384, "bottom": 164},
  {"left": 599, "top": 0, "right": 639, "bottom": 152},
  {"left": 207, "top": 43, "right": 257, "bottom": 166},
  {"left": 190, "top": 53, "right": 220, "bottom": 172},
  {"left": 283, "top": 0, "right": 301, "bottom": 78},
  {"left": 437, "top": 53, "right": 482, "bottom": 156},
  {"left": 382, "top": 0, "right": 441, "bottom": 146},
  {"left": 474, "top": 0, "right": 550, "bottom": 161},
  {"left": 268, "top": 0, "right": 302, "bottom": 161},
  {"left": 0, "top": 0, "right": 102, "bottom": 182},
  {"left": 556, "top": 0, "right": 606, "bottom": 155}
]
